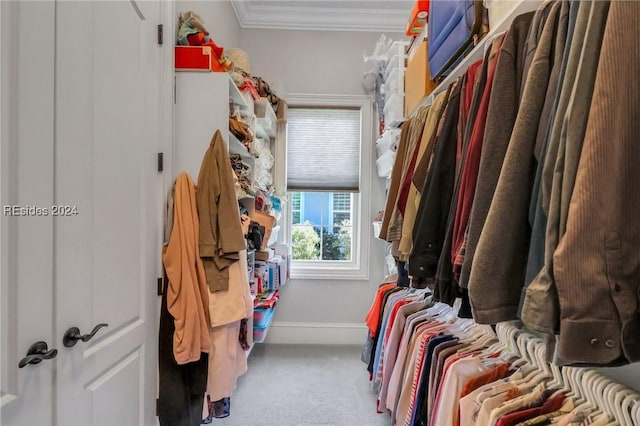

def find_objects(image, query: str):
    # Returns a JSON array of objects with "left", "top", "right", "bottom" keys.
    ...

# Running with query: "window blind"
[{"left": 286, "top": 107, "right": 361, "bottom": 192}]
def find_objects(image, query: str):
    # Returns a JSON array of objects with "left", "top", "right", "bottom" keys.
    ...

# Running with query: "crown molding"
[{"left": 231, "top": 1, "right": 408, "bottom": 33}]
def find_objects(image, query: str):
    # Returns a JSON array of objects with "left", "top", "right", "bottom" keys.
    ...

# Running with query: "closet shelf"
[
  {"left": 255, "top": 98, "right": 277, "bottom": 139},
  {"left": 256, "top": 118, "right": 276, "bottom": 139},
  {"left": 228, "top": 133, "right": 252, "bottom": 159},
  {"left": 228, "top": 76, "right": 251, "bottom": 117},
  {"left": 255, "top": 122, "right": 273, "bottom": 141}
]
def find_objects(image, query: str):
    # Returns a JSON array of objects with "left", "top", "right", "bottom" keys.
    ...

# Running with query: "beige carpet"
[{"left": 210, "top": 344, "right": 391, "bottom": 426}]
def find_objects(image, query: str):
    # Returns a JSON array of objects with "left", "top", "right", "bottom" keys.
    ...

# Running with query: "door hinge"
[
  {"left": 157, "top": 24, "right": 164, "bottom": 45},
  {"left": 173, "top": 76, "right": 176, "bottom": 105},
  {"left": 156, "top": 398, "right": 160, "bottom": 416},
  {"left": 157, "top": 277, "right": 163, "bottom": 296},
  {"left": 157, "top": 152, "right": 164, "bottom": 172}
]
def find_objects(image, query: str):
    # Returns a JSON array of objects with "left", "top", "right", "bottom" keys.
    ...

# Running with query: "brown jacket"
[
  {"left": 162, "top": 173, "right": 211, "bottom": 364},
  {"left": 379, "top": 119, "right": 412, "bottom": 242},
  {"left": 521, "top": 1, "right": 610, "bottom": 334},
  {"left": 197, "top": 130, "right": 246, "bottom": 292},
  {"left": 467, "top": 1, "right": 566, "bottom": 324},
  {"left": 553, "top": 0, "right": 640, "bottom": 365}
]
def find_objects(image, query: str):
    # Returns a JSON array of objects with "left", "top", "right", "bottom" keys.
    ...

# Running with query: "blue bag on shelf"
[{"left": 428, "top": 0, "right": 487, "bottom": 80}]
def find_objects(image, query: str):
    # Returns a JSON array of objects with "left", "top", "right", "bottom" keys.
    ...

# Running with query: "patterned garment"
[{"left": 239, "top": 318, "right": 250, "bottom": 351}]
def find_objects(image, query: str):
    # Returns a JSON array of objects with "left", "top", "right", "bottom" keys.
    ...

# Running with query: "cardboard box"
[
  {"left": 255, "top": 249, "right": 274, "bottom": 262},
  {"left": 404, "top": 38, "right": 437, "bottom": 116}
]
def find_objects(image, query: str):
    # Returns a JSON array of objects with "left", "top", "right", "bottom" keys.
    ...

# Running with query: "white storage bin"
[
  {"left": 376, "top": 148, "right": 396, "bottom": 178},
  {"left": 240, "top": 89, "right": 255, "bottom": 116},
  {"left": 376, "top": 128, "right": 401, "bottom": 158},
  {"left": 385, "top": 67, "right": 400, "bottom": 98},
  {"left": 255, "top": 97, "right": 276, "bottom": 138},
  {"left": 384, "top": 54, "right": 399, "bottom": 81},
  {"left": 383, "top": 93, "right": 403, "bottom": 127}
]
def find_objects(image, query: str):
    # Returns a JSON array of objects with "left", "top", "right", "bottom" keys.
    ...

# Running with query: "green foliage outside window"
[
  {"left": 292, "top": 222, "right": 320, "bottom": 260},
  {"left": 292, "top": 220, "right": 352, "bottom": 261}
]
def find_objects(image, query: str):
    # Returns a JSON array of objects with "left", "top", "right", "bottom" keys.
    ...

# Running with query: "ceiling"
[{"left": 230, "top": 0, "right": 414, "bottom": 33}]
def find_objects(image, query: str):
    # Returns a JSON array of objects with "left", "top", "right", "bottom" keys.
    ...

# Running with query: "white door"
[
  {"left": 1, "top": 1, "right": 167, "bottom": 425},
  {"left": 0, "top": 1, "right": 57, "bottom": 424}
]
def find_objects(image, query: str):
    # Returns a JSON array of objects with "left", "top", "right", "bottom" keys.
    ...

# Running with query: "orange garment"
[
  {"left": 456, "top": 362, "right": 512, "bottom": 426},
  {"left": 459, "top": 362, "right": 511, "bottom": 398},
  {"left": 365, "top": 282, "right": 399, "bottom": 335},
  {"left": 163, "top": 173, "right": 211, "bottom": 364}
]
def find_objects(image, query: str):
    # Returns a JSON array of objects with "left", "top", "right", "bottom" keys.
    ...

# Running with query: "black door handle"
[
  {"left": 18, "top": 341, "right": 58, "bottom": 368},
  {"left": 63, "top": 323, "right": 109, "bottom": 348}
]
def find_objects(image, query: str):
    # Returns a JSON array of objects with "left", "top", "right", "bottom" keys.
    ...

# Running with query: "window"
[
  {"left": 284, "top": 94, "right": 373, "bottom": 280},
  {"left": 332, "top": 193, "right": 351, "bottom": 224},
  {"left": 290, "top": 192, "right": 353, "bottom": 261},
  {"left": 291, "top": 192, "right": 302, "bottom": 224}
]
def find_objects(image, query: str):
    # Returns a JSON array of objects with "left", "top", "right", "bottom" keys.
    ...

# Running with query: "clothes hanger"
[
  {"left": 508, "top": 336, "right": 551, "bottom": 389},
  {"left": 631, "top": 396, "right": 640, "bottom": 425},
  {"left": 604, "top": 380, "right": 628, "bottom": 425},
  {"left": 564, "top": 366, "right": 585, "bottom": 403},
  {"left": 588, "top": 374, "right": 614, "bottom": 423},
  {"left": 573, "top": 370, "right": 603, "bottom": 417},
  {"left": 602, "top": 382, "right": 627, "bottom": 426},
  {"left": 503, "top": 322, "right": 524, "bottom": 356},
  {"left": 620, "top": 390, "right": 639, "bottom": 426},
  {"left": 547, "top": 361, "right": 565, "bottom": 396}
]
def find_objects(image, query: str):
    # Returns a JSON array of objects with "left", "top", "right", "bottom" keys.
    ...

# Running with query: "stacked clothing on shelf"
[
  {"left": 363, "top": 282, "right": 640, "bottom": 426},
  {"left": 378, "top": 0, "right": 640, "bottom": 367},
  {"left": 229, "top": 153, "right": 253, "bottom": 196}
]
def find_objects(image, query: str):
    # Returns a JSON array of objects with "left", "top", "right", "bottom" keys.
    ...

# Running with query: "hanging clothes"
[
  {"left": 433, "top": 58, "right": 485, "bottom": 308},
  {"left": 409, "top": 79, "right": 462, "bottom": 283},
  {"left": 379, "top": 122, "right": 412, "bottom": 242},
  {"left": 159, "top": 174, "right": 211, "bottom": 426},
  {"left": 197, "top": 129, "right": 247, "bottom": 293},
  {"left": 388, "top": 107, "right": 431, "bottom": 258},
  {"left": 162, "top": 173, "right": 211, "bottom": 364},
  {"left": 458, "top": 11, "right": 535, "bottom": 289},
  {"left": 467, "top": 1, "right": 570, "bottom": 324},
  {"left": 398, "top": 90, "right": 450, "bottom": 261},
  {"left": 520, "top": 0, "right": 611, "bottom": 334},
  {"left": 362, "top": 295, "right": 640, "bottom": 426},
  {"left": 552, "top": 0, "right": 640, "bottom": 366},
  {"left": 197, "top": 130, "right": 254, "bottom": 403}
]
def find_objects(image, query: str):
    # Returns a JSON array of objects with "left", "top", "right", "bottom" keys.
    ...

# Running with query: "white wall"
[
  {"left": 240, "top": 28, "right": 405, "bottom": 344},
  {"left": 175, "top": 0, "right": 241, "bottom": 49}
]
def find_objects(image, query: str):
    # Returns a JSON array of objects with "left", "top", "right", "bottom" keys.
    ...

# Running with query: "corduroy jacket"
[{"left": 553, "top": 0, "right": 640, "bottom": 366}]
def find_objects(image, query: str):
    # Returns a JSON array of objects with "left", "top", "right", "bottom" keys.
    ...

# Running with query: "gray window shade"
[{"left": 287, "top": 107, "right": 361, "bottom": 192}]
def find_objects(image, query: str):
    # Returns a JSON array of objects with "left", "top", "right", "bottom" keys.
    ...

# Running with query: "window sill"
[{"left": 291, "top": 263, "right": 369, "bottom": 281}]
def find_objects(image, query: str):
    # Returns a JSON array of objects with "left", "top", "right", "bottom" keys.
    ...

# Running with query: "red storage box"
[{"left": 175, "top": 46, "right": 224, "bottom": 72}]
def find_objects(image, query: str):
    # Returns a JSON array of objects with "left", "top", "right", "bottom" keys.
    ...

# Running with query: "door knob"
[
  {"left": 18, "top": 341, "right": 58, "bottom": 368},
  {"left": 63, "top": 323, "right": 109, "bottom": 348}
]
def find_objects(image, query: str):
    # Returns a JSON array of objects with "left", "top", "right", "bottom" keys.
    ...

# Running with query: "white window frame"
[{"left": 282, "top": 94, "right": 373, "bottom": 280}]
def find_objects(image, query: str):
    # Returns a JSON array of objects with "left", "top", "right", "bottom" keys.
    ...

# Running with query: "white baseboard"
[{"left": 264, "top": 321, "right": 368, "bottom": 345}]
